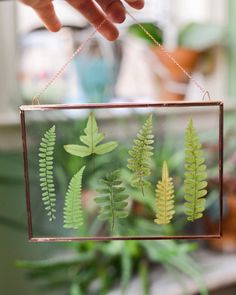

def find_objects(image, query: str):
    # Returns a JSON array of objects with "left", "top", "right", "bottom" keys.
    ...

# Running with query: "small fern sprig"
[
  {"left": 63, "top": 166, "right": 85, "bottom": 229},
  {"left": 127, "top": 114, "right": 154, "bottom": 196},
  {"left": 184, "top": 119, "right": 208, "bottom": 222},
  {"left": 154, "top": 161, "right": 175, "bottom": 225},
  {"left": 95, "top": 170, "right": 129, "bottom": 232},
  {"left": 39, "top": 126, "right": 56, "bottom": 222}
]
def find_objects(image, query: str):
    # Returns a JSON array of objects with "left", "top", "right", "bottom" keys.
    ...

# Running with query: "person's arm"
[{"left": 19, "top": 0, "right": 144, "bottom": 40}]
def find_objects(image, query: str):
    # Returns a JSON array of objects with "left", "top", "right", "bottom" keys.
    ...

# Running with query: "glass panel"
[{"left": 22, "top": 103, "right": 222, "bottom": 240}]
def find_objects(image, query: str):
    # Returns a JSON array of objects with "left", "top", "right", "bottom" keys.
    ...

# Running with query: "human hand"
[{"left": 20, "top": 0, "right": 144, "bottom": 40}]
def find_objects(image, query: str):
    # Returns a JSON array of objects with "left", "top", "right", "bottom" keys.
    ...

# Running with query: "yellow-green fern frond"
[
  {"left": 154, "top": 161, "right": 175, "bottom": 225},
  {"left": 184, "top": 119, "right": 208, "bottom": 222}
]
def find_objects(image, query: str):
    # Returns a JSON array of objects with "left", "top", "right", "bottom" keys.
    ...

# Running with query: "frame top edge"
[{"left": 20, "top": 100, "right": 224, "bottom": 111}]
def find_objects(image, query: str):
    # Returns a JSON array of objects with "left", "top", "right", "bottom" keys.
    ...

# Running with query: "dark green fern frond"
[
  {"left": 95, "top": 170, "right": 129, "bottom": 232},
  {"left": 63, "top": 166, "right": 86, "bottom": 229},
  {"left": 184, "top": 119, "right": 208, "bottom": 222},
  {"left": 127, "top": 114, "right": 154, "bottom": 196},
  {"left": 154, "top": 161, "right": 175, "bottom": 225},
  {"left": 39, "top": 126, "right": 56, "bottom": 222}
]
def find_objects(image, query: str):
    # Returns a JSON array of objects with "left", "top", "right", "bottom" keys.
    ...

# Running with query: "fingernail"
[
  {"left": 107, "top": 2, "right": 126, "bottom": 24},
  {"left": 126, "top": 0, "right": 144, "bottom": 9}
]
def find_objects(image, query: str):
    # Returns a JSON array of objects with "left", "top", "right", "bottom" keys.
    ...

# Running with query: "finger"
[
  {"left": 22, "top": 1, "right": 61, "bottom": 32},
  {"left": 95, "top": 0, "right": 126, "bottom": 23},
  {"left": 67, "top": 0, "right": 119, "bottom": 41},
  {"left": 125, "top": 0, "right": 144, "bottom": 9}
]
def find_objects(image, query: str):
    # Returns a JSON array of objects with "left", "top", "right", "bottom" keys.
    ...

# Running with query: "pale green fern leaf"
[
  {"left": 63, "top": 166, "right": 86, "bottom": 229},
  {"left": 39, "top": 126, "right": 56, "bottom": 222}
]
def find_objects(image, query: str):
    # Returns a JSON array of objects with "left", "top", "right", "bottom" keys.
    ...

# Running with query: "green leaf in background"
[
  {"left": 121, "top": 243, "right": 133, "bottom": 293},
  {"left": 178, "top": 22, "right": 224, "bottom": 51},
  {"left": 128, "top": 22, "right": 163, "bottom": 45},
  {"left": 127, "top": 114, "right": 154, "bottom": 196},
  {"left": 64, "top": 113, "right": 118, "bottom": 157},
  {"left": 139, "top": 261, "right": 150, "bottom": 295},
  {"left": 63, "top": 166, "right": 85, "bottom": 229},
  {"left": 38, "top": 125, "right": 56, "bottom": 222},
  {"left": 70, "top": 283, "right": 83, "bottom": 295},
  {"left": 184, "top": 119, "right": 208, "bottom": 222},
  {"left": 154, "top": 161, "right": 175, "bottom": 225},
  {"left": 95, "top": 170, "right": 129, "bottom": 232}
]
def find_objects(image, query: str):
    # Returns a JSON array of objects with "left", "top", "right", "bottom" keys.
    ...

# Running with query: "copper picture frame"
[{"left": 20, "top": 101, "right": 224, "bottom": 242}]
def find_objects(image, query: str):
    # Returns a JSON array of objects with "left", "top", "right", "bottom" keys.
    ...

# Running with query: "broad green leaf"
[
  {"left": 94, "top": 141, "right": 118, "bottom": 155},
  {"left": 64, "top": 144, "right": 90, "bottom": 157},
  {"left": 64, "top": 113, "right": 118, "bottom": 158}
]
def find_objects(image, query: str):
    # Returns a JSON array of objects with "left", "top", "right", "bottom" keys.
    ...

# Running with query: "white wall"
[{"left": 0, "top": 1, "right": 19, "bottom": 124}]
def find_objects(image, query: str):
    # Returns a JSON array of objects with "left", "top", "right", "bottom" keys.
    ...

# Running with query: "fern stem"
[
  {"left": 141, "top": 185, "right": 145, "bottom": 198},
  {"left": 110, "top": 187, "right": 115, "bottom": 232},
  {"left": 192, "top": 151, "right": 198, "bottom": 222},
  {"left": 90, "top": 153, "right": 95, "bottom": 171}
]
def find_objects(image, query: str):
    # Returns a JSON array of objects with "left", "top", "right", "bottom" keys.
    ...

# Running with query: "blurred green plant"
[
  {"left": 128, "top": 23, "right": 163, "bottom": 45},
  {"left": 178, "top": 22, "right": 224, "bottom": 51},
  {"left": 128, "top": 21, "right": 223, "bottom": 52},
  {"left": 16, "top": 239, "right": 207, "bottom": 295},
  {"left": 0, "top": 113, "right": 222, "bottom": 294},
  {"left": 13, "top": 116, "right": 210, "bottom": 295}
]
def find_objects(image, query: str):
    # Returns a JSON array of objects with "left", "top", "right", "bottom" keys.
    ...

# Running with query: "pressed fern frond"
[
  {"left": 63, "top": 166, "right": 85, "bottom": 229},
  {"left": 39, "top": 126, "right": 56, "bottom": 222},
  {"left": 154, "top": 161, "right": 175, "bottom": 225},
  {"left": 64, "top": 113, "right": 118, "bottom": 158},
  {"left": 95, "top": 170, "right": 129, "bottom": 232},
  {"left": 184, "top": 119, "right": 208, "bottom": 222},
  {"left": 127, "top": 114, "right": 154, "bottom": 196}
]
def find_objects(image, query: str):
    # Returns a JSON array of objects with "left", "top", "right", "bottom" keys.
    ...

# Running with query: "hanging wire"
[{"left": 31, "top": 11, "right": 211, "bottom": 104}]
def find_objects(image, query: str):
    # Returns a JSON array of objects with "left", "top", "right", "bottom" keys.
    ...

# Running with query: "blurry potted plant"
[{"left": 129, "top": 22, "right": 224, "bottom": 101}]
